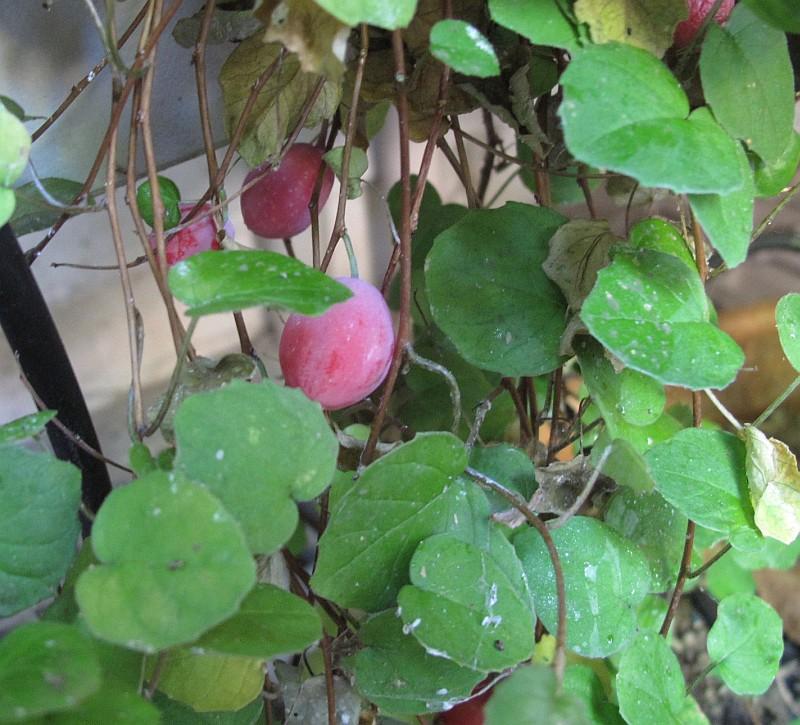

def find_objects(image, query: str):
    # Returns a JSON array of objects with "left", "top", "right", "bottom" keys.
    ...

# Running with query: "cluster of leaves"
[{"left": 4, "top": 0, "right": 800, "bottom": 723}]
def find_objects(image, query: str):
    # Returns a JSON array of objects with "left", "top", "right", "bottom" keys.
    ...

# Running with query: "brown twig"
[
  {"left": 546, "top": 367, "right": 563, "bottom": 463},
  {"left": 320, "top": 25, "right": 369, "bottom": 272},
  {"left": 660, "top": 210, "right": 707, "bottom": 637},
  {"left": 361, "top": 30, "right": 413, "bottom": 466},
  {"left": 464, "top": 467, "right": 567, "bottom": 686},
  {"left": 321, "top": 632, "right": 337, "bottom": 725},
  {"left": 31, "top": 2, "right": 148, "bottom": 142},
  {"left": 577, "top": 164, "right": 596, "bottom": 219},
  {"left": 476, "top": 108, "right": 500, "bottom": 204},
  {"left": 450, "top": 116, "right": 479, "bottom": 208},
  {"left": 502, "top": 378, "right": 533, "bottom": 445},
  {"left": 688, "top": 542, "right": 732, "bottom": 579}
]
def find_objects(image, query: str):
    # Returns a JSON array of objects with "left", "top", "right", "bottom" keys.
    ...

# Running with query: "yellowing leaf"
[
  {"left": 574, "top": 0, "right": 688, "bottom": 57},
  {"left": 257, "top": 0, "right": 349, "bottom": 80},
  {"left": 219, "top": 36, "right": 341, "bottom": 167},
  {"left": 742, "top": 425, "right": 800, "bottom": 544}
]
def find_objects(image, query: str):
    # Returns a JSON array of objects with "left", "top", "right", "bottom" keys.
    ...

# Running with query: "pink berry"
[
  {"left": 241, "top": 143, "right": 334, "bottom": 239},
  {"left": 673, "top": 0, "right": 734, "bottom": 48},
  {"left": 439, "top": 687, "right": 493, "bottom": 725},
  {"left": 279, "top": 277, "right": 395, "bottom": 410},
  {"left": 150, "top": 203, "right": 223, "bottom": 266}
]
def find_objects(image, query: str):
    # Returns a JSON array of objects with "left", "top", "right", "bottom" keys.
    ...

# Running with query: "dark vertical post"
[{"left": 0, "top": 223, "right": 112, "bottom": 533}]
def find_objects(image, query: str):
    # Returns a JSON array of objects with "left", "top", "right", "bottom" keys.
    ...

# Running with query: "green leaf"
[
  {"left": 155, "top": 650, "right": 264, "bottom": 712},
  {"left": 352, "top": 610, "right": 483, "bottom": 716},
  {"left": 323, "top": 146, "right": 368, "bottom": 199},
  {"left": 0, "top": 622, "right": 101, "bottom": 721},
  {"left": 47, "top": 686, "right": 160, "bottom": 725},
  {"left": 136, "top": 176, "right": 181, "bottom": 230},
  {"left": 645, "top": 428, "right": 756, "bottom": 537},
  {"left": 0, "top": 104, "right": 30, "bottom": 188},
  {"left": 581, "top": 249, "right": 744, "bottom": 389},
  {"left": 574, "top": 0, "right": 687, "bottom": 57},
  {"left": 194, "top": 584, "right": 321, "bottom": 658},
  {"left": 559, "top": 43, "right": 745, "bottom": 194},
  {"left": 0, "top": 410, "right": 55, "bottom": 444},
  {"left": 155, "top": 692, "right": 263, "bottom": 724},
  {"left": 754, "top": 132, "right": 800, "bottom": 197},
  {"left": 705, "top": 552, "right": 755, "bottom": 600},
  {"left": 172, "top": 8, "right": 263, "bottom": 47},
  {"left": 776, "top": 293, "right": 800, "bottom": 372},
  {"left": 426, "top": 202, "right": 568, "bottom": 377},
  {"left": 0, "top": 445, "right": 80, "bottom": 616},
  {"left": 75, "top": 472, "right": 256, "bottom": 652},
  {"left": 596, "top": 436, "right": 658, "bottom": 494},
  {"left": 429, "top": 20, "right": 499, "bottom": 78},
  {"left": 0, "top": 95, "right": 27, "bottom": 121},
  {"left": 617, "top": 633, "right": 709, "bottom": 724},
  {"left": 398, "top": 529, "right": 535, "bottom": 672},
  {"left": 575, "top": 337, "right": 669, "bottom": 453},
  {"left": 468, "top": 444, "right": 537, "bottom": 513},
  {"left": 629, "top": 217, "right": 695, "bottom": 268},
  {"left": 688, "top": 125, "right": 754, "bottom": 269},
  {"left": 219, "top": 36, "right": 340, "bottom": 167},
  {"left": 742, "top": 426, "right": 800, "bottom": 544},
  {"left": 9, "top": 178, "right": 86, "bottom": 237},
  {"left": 732, "top": 534, "right": 800, "bottom": 571},
  {"left": 604, "top": 488, "right": 688, "bottom": 592},
  {"left": 168, "top": 250, "right": 352, "bottom": 317},
  {"left": 700, "top": 4, "right": 795, "bottom": 165},
  {"left": 742, "top": 0, "right": 800, "bottom": 32},
  {"left": 542, "top": 220, "right": 618, "bottom": 312},
  {"left": 563, "top": 664, "right": 625, "bottom": 725},
  {"left": 310, "top": 0, "right": 417, "bottom": 29},
  {"left": 311, "top": 432, "right": 489, "bottom": 611},
  {"left": 484, "top": 665, "right": 591, "bottom": 725},
  {"left": 174, "top": 380, "right": 337, "bottom": 555},
  {"left": 707, "top": 593, "right": 783, "bottom": 695},
  {"left": 515, "top": 517, "right": 652, "bottom": 657},
  {"left": 0, "top": 187, "right": 14, "bottom": 228},
  {"left": 488, "top": 0, "right": 579, "bottom": 51}
]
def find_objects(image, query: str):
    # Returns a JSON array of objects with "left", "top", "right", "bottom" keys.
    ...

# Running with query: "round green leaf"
[
  {"left": 174, "top": 379, "right": 338, "bottom": 555},
  {"left": 168, "top": 250, "right": 352, "bottom": 317},
  {"left": 468, "top": 444, "right": 537, "bottom": 513},
  {"left": 700, "top": 5, "right": 795, "bottom": 166},
  {"left": 629, "top": 218, "right": 695, "bottom": 268},
  {"left": 754, "top": 132, "right": 800, "bottom": 197},
  {"left": 742, "top": 0, "right": 800, "bottom": 32},
  {"left": 76, "top": 472, "right": 256, "bottom": 652},
  {"left": 559, "top": 43, "right": 745, "bottom": 194},
  {"left": 426, "top": 202, "right": 568, "bottom": 377},
  {"left": 0, "top": 445, "right": 81, "bottom": 616},
  {"left": 488, "top": 0, "right": 579, "bottom": 51},
  {"left": 484, "top": 665, "right": 590, "bottom": 725},
  {"left": 604, "top": 488, "right": 687, "bottom": 592},
  {"left": 776, "top": 293, "right": 800, "bottom": 372},
  {"left": 311, "top": 433, "right": 488, "bottom": 612},
  {"left": 195, "top": 584, "right": 321, "bottom": 658},
  {"left": 617, "top": 633, "right": 708, "bottom": 724},
  {"left": 514, "top": 516, "right": 652, "bottom": 657},
  {"left": 0, "top": 103, "right": 30, "bottom": 187},
  {"left": 398, "top": 530, "right": 535, "bottom": 672},
  {"left": 582, "top": 249, "right": 744, "bottom": 390},
  {"left": 353, "top": 611, "right": 484, "bottom": 716},
  {"left": 645, "top": 428, "right": 756, "bottom": 537},
  {"left": 707, "top": 593, "right": 784, "bottom": 695},
  {"left": 705, "top": 553, "right": 755, "bottom": 601},
  {"left": 429, "top": 20, "right": 499, "bottom": 78},
  {"left": 135, "top": 176, "right": 181, "bottom": 230},
  {"left": 155, "top": 650, "right": 264, "bottom": 712},
  {"left": 155, "top": 692, "right": 263, "bottom": 724},
  {"left": 563, "top": 663, "right": 624, "bottom": 725},
  {"left": 0, "top": 622, "right": 101, "bottom": 721},
  {"left": 47, "top": 688, "right": 160, "bottom": 725},
  {"left": 311, "top": 0, "right": 416, "bottom": 29}
]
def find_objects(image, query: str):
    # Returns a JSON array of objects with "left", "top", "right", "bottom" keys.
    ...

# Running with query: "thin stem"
[
  {"left": 687, "top": 660, "right": 719, "bottom": 694},
  {"left": 321, "top": 633, "right": 337, "bottom": 725},
  {"left": 752, "top": 179, "right": 800, "bottom": 244},
  {"left": 476, "top": 108, "right": 500, "bottom": 204},
  {"left": 450, "top": 116, "right": 479, "bottom": 208},
  {"left": 361, "top": 30, "right": 413, "bottom": 466},
  {"left": 546, "top": 367, "right": 563, "bottom": 463},
  {"left": 464, "top": 467, "right": 567, "bottom": 687},
  {"left": 407, "top": 345, "right": 462, "bottom": 434},
  {"left": 144, "top": 651, "right": 168, "bottom": 699},
  {"left": 688, "top": 543, "right": 732, "bottom": 579},
  {"left": 704, "top": 389, "right": 743, "bottom": 431},
  {"left": 321, "top": 24, "right": 369, "bottom": 272},
  {"left": 754, "top": 375, "right": 800, "bottom": 428},
  {"left": 548, "top": 445, "right": 612, "bottom": 530},
  {"left": 502, "top": 377, "right": 533, "bottom": 445},
  {"left": 577, "top": 165, "right": 596, "bottom": 219}
]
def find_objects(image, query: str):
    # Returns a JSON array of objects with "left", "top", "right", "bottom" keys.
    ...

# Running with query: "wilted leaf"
[
  {"left": 219, "top": 36, "right": 341, "bottom": 167},
  {"left": 742, "top": 425, "right": 800, "bottom": 544},
  {"left": 172, "top": 8, "right": 263, "bottom": 47},
  {"left": 323, "top": 146, "right": 368, "bottom": 199},
  {"left": 258, "top": 0, "right": 349, "bottom": 80},
  {"left": 574, "top": 0, "right": 687, "bottom": 57},
  {"left": 10, "top": 178, "right": 89, "bottom": 237}
]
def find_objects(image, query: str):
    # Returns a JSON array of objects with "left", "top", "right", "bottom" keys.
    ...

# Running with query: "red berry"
[
  {"left": 673, "top": 0, "right": 734, "bottom": 48},
  {"left": 439, "top": 687, "right": 493, "bottom": 725},
  {"left": 241, "top": 143, "right": 334, "bottom": 239},
  {"left": 150, "top": 203, "right": 223, "bottom": 266},
  {"left": 278, "top": 277, "right": 395, "bottom": 410}
]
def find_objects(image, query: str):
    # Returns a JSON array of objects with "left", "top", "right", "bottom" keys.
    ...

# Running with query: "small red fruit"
[
  {"left": 150, "top": 203, "right": 225, "bottom": 266},
  {"left": 279, "top": 277, "right": 395, "bottom": 410},
  {"left": 673, "top": 0, "right": 734, "bottom": 48},
  {"left": 241, "top": 143, "right": 334, "bottom": 239},
  {"left": 438, "top": 687, "right": 493, "bottom": 725}
]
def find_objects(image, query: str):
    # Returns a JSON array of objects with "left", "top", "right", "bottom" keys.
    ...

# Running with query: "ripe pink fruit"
[
  {"left": 439, "top": 687, "right": 493, "bottom": 725},
  {"left": 673, "top": 0, "right": 734, "bottom": 48},
  {"left": 279, "top": 277, "right": 395, "bottom": 410},
  {"left": 241, "top": 143, "right": 334, "bottom": 239},
  {"left": 150, "top": 203, "right": 226, "bottom": 266}
]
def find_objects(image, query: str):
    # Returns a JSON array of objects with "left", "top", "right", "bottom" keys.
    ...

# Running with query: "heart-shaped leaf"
[{"left": 76, "top": 472, "right": 255, "bottom": 652}]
